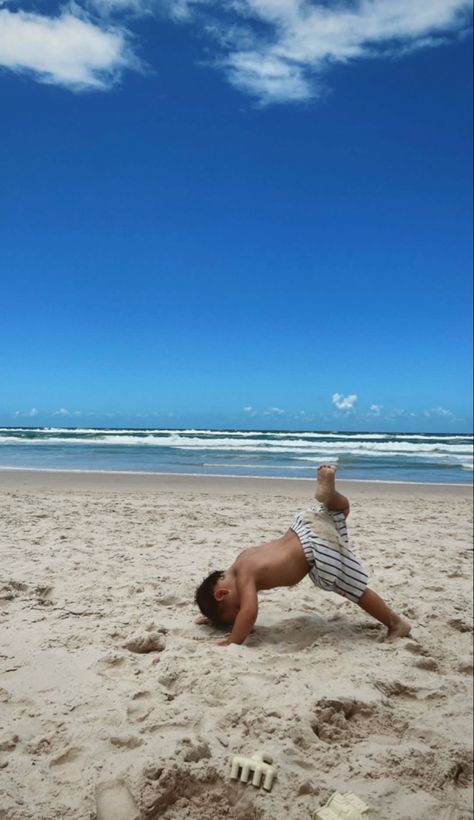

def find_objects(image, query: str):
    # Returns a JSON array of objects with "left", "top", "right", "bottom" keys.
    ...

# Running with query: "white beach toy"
[
  {"left": 230, "top": 751, "right": 276, "bottom": 791},
  {"left": 315, "top": 791, "right": 370, "bottom": 820}
]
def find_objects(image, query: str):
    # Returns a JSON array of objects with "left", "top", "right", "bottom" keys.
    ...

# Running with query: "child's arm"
[{"left": 219, "top": 578, "right": 258, "bottom": 646}]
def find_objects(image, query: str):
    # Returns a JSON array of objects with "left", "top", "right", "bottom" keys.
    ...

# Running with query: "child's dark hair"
[{"left": 195, "top": 570, "right": 224, "bottom": 625}]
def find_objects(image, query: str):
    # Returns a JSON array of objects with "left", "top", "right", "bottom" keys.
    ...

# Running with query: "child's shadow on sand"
[{"left": 249, "top": 614, "right": 382, "bottom": 652}]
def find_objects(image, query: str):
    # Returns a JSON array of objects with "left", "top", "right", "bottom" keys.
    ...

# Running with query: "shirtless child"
[{"left": 195, "top": 466, "right": 410, "bottom": 646}]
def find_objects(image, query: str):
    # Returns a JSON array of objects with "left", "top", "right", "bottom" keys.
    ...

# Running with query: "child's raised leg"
[
  {"left": 315, "top": 465, "right": 350, "bottom": 518},
  {"left": 316, "top": 465, "right": 410, "bottom": 640},
  {"left": 357, "top": 588, "right": 411, "bottom": 640}
]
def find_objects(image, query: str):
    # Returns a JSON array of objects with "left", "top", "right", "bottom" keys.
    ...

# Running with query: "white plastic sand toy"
[
  {"left": 230, "top": 751, "right": 276, "bottom": 792},
  {"left": 315, "top": 791, "right": 371, "bottom": 820}
]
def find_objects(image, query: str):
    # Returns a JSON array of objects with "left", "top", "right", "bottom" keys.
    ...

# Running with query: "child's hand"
[{"left": 195, "top": 616, "right": 211, "bottom": 625}]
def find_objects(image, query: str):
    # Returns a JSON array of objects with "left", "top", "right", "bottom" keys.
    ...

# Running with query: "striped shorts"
[{"left": 290, "top": 504, "right": 368, "bottom": 603}]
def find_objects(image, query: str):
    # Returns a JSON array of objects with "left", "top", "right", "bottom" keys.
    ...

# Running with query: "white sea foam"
[
  {"left": 0, "top": 428, "right": 472, "bottom": 482},
  {"left": 202, "top": 462, "right": 320, "bottom": 470},
  {"left": 0, "top": 432, "right": 472, "bottom": 456}
]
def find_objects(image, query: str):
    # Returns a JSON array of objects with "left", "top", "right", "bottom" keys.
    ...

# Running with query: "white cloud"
[
  {"left": 424, "top": 406, "right": 454, "bottom": 418},
  {"left": 369, "top": 404, "right": 383, "bottom": 416},
  {"left": 225, "top": 50, "right": 312, "bottom": 104},
  {"left": 88, "top": 0, "right": 150, "bottom": 15},
  {"left": 332, "top": 392, "right": 358, "bottom": 411},
  {"left": 1, "top": 0, "right": 469, "bottom": 99},
  {"left": 84, "top": 410, "right": 120, "bottom": 417},
  {"left": 13, "top": 407, "right": 39, "bottom": 417},
  {"left": 263, "top": 406, "right": 285, "bottom": 415},
  {"left": 243, "top": 405, "right": 254, "bottom": 413},
  {"left": 53, "top": 407, "right": 71, "bottom": 416},
  {"left": 0, "top": 8, "right": 138, "bottom": 90},
  {"left": 185, "top": 0, "right": 472, "bottom": 104},
  {"left": 386, "top": 408, "right": 416, "bottom": 418}
]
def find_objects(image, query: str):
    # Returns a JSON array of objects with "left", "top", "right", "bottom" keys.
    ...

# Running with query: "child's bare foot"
[
  {"left": 315, "top": 465, "right": 350, "bottom": 515},
  {"left": 386, "top": 615, "right": 411, "bottom": 641},
  {"left": 315, "top": 464, "right": 337, "bottom": 505}
]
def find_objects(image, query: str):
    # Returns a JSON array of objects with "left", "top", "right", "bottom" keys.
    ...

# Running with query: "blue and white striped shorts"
[{"left": 290, "top": 504, "right": 368, "bottom": 603}]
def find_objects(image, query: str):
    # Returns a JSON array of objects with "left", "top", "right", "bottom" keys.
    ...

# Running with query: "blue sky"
[{"left": 1, "top": 0, "right": 472, "bottom": 432}]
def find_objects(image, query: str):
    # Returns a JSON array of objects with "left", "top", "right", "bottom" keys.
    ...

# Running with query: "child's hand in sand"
[
  {"left": 195, "top": 616, "right": 211, "bottom": 625},
  {"left": 217, "top": 639, "right": 232, "bottom": 646}
]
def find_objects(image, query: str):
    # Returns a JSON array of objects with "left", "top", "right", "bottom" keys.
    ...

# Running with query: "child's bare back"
[{"left": 232, "top": 530, "right": 310, "bottom": 591}]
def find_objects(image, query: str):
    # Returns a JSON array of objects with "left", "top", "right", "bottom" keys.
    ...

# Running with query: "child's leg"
[
  {"left": 315, "top": 465, "right": 350, "bottom": 518},
  {"left": 357, "top": 588, "right": 411, "bottom": 640}
]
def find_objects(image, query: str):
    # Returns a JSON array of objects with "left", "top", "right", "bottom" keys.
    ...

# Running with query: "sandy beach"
[{"left": 0, "top": 470, "right": 472, "bottom": 820}]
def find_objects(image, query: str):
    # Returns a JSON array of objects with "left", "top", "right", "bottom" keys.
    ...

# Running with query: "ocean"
[{"left": 0, "top": 427, "right": 472, "bottom": 484}]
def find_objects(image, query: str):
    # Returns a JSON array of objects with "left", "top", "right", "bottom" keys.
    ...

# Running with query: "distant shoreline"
[
  {"left": 0, "top": 425, "right": 472, "bottom": 435},
  {"left": 0, "top": 467, "right": 471, "bottom": 498}
]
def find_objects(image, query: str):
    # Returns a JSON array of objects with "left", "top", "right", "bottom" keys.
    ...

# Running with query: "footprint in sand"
[
  {"left": 49, "top": 746, "right": 83, "bottom": 767},
  {"left": 0, "top": 581, "right": 28, "bottom": 602},
  {"left": 26, "top": 731, "right": 61, "bottom": 756},
  {"left": 123, "top": 633, "right": 166, "bottom": 654},
  {"left": 96, "top": 779, "right": 141, "bottom": 820},
  {"left": 47, "top": 745, "right": 88, "bottom": 783},
  {"left": 155, "top": 594, "right": 186, "bottom": 607},
  {"left": 127, "top": 691, "right": 154, "bottom": 723},
  {"left": 109, "top": 734, "right": 144, "bottom": 749},
  {"left": 404, "top": 640, "right": 430, "bottom": 656},
  {"left": 373, "top": 679, "right": 419, "bottom": 699},
  {"left": 403, "top": 642, "right": 440, "bottom": 671},
  {"left": 0, "top": 734, "right": 19, "bottom": 752},
  {"left": 413, "top": 656, "right": 439, "bottom": 671},
  {"left": 96, "top": 653, "right": 128, "bottom": 678},
  {"left": 33, "top": 585, "right": 54, "bottom": 606},
  {"left": 0, "top": 581, "right": 54, "bottom": 608},
  {"left": 448, "top": 618, "right": 473, "bottom": 634}
]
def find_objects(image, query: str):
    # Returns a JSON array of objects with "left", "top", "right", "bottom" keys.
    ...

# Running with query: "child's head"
[{"left": 195, "top": 570, "right": 240, "bottom": 626}]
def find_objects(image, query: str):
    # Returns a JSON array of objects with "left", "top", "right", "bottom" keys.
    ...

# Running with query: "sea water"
[{"left": 0, "top": 428, "right": 472, "bottom": 484}]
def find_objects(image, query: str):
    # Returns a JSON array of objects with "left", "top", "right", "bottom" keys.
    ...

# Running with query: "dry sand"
[{"left": 0, "top": 470, "right": 472, "bottom": 820}]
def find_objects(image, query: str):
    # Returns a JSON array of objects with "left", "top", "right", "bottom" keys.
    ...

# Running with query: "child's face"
[
  {"left": 214, "top": 575, "right": 240, "bottom": 625},
  {"left": 219, "top": 598, "right": 240, "bottom": 625}
]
